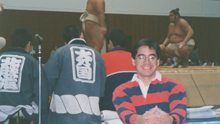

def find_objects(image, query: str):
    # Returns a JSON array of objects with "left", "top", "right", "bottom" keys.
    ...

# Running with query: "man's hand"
[
  {"left": 156, "top": 106, "right": 174, "bottom": 124},
  {"left": 145, "top": 106, "right": 163, "bottom": 124},
  {"left": 134, "top": 114, "right": 147, "bottom": 124},
  {"left": 0, "top": 3, "right": 3, "bottom": 12},
  {"left": 101, "top": 27, "right": 107, "bottom": 35},
  {"left": 178, "top": 42, "right": 186, "bottom": 49},
  {"left": 134, "top": 106, "right": 163, "bottom": 124},
  {"left": 160, "top": 44, "right": 166, "bottom": 50}
]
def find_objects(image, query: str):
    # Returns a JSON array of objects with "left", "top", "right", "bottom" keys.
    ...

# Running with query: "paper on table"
[
  {"left": 187, "top": 110, "right": 216, "bottom": 119},
  {"left": 186, "top": 106, "right": 216, "bottom": 119},
  {"left": 101, "top": 110, "right": 120, "bottom": 121},
  {"left": 187, "top": 106, "right": 214, "bottom": 113},
  {"left": 103, "top": 119, "right": 123, "bottom": 124}
]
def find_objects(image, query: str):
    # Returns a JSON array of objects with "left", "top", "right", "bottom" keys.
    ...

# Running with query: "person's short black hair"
[
  {"left": 107, "top": 29, "right": 127, "bottom": 48},
  {"left": 193, "top": 46, "right": 198, "bottom": 50},
  {"left": 53, "top": 45, "right": 57, "bottom": 50},
  {"left": 11, "top": 28, "right": 33, "bottom": 48},
  {"left": 62, "top": 25, "right": 81, "bottom": 43},
  {"left": 132, "top": 39, "right": 161, "bottom": 60},
  {"left": 170, "top": 8, "right": 180, "bottom": 17}
]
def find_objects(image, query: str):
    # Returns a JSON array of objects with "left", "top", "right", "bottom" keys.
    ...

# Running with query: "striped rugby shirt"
[{"left": 113, "top": 72, "right": 187, "bottom": 124}]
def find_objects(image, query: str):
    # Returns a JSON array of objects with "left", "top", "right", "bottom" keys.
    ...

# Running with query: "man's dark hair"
[
  {"left": 132, "top": 39, "right": 161, "bottom": 60},
  {"left": 11, "top": 28, "right": 33, "bottom": 48},
  {"left": 107, "top": 29, "right": 127, "bottom": 48},
  {"left": 207, "top": 58, "right": 214, "bottom": 63},
  {"left": 170, "top": 8, "right": 180, "bottom": 17},
  {"left": 62, "top": 25, "right": 81, "bottom": 43}
]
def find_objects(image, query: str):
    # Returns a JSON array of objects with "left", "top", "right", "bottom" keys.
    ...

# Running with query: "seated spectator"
[
  {"left": 159, "top": 59, "right": 164, "bottom": 66},
  {"left": 203, "top": 58, "right": 220, "bottom": 66},
  {"left": 163, "top": 57, "right": 174, "bottom": 66},
  {"left": 99, "top": 29, "right": 136, "bottom": 111},
  {"left": 0, "top": 28, "right": 48, "bottom": 124},
  {"left": 191, "top": 46, "right": 202, "bottom": 65}
]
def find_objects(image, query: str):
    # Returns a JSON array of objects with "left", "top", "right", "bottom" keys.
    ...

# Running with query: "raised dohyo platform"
[{"left": 157, "top": 66, "right": 220, "bottom": 108}]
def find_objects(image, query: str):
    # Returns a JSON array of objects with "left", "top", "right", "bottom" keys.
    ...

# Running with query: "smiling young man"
[{"left": 113, "top": 39, "right": 187, "bottom": 124}]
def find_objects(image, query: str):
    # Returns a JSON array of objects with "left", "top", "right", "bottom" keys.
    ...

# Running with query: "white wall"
[{"left": 0, "top": 0, "right": 220, "bottom": 18}]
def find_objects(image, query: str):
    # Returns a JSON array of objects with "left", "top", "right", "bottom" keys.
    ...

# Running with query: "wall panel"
[
  {"left": 1, "top": 0, "right": 220, "bottom": 17},
  {"left": 0, "top": 10, "right": 219, "bottom": 64}
]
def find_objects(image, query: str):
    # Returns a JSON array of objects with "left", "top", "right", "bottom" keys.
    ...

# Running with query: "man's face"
[
  {"left": 207, "top": 62, "right": 213, "bottom": 66},
  {"left": 132, "top": 46, "right": 159, "bottom": 80},
  {"left": 169, "top": 13, "right": 176, "bottom": 23},
  {"left": 167, "top": 58, "right": 172, "bottom": 64}
]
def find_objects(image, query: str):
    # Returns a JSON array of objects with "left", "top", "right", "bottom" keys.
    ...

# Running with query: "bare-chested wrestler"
[
  {"left": 0, "top": 3, "right": 3, "bottom": 12},
  {"left": 160, "top": 8, "right": 195, "bottom": 68},
  {"left": 80, "top": 0, "right": 107, "bottom": 53}
]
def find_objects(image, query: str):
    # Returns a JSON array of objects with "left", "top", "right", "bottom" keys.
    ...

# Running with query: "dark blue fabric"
[
  {"left": 6, "top": 47, "right": 29, "bottom": 54},
  {"left": 99, "top": 72, "right": 135, "bottom": 111}
]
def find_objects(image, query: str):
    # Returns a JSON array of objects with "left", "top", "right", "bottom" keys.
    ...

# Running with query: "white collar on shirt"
[
  {"left": 68, "top": 38, "right": 86, "bottom": 44},
  {"left": 131, "top": 71, "right": 162, "bottom": 98}
]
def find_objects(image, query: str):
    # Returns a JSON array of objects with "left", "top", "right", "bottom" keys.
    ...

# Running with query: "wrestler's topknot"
[
  {"left": 170, "top": 8, "right": 180, "bottom": 17},
  {"left": 176, "top": 8, "right": 179, "bottom": 12}
]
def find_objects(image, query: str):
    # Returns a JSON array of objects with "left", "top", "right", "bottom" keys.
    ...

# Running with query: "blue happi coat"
[{"left": 44, "top": 38, "right": 106, "bottom": 124}]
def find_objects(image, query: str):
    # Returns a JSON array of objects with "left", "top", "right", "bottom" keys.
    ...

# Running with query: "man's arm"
[
  {"left": 160, "top": 23, "right": 174, "bottom": 50},
  {"left": 169, "top": 80, "right": 187, "bottom": 124},
  {"left": 112, "top": 86, "right": 138, "bottom": 124},
  {"left": 179, "top": 19, "right": 194, "bottom": 45},
  {"left": 0, "top": 3, "right": 3, "bottom": 11},
  {"left": 145, "top": 82, "right": 186, "bottom": 124},
  {"left": 95, "top": 0, "right": 107, "bottom": 34}
]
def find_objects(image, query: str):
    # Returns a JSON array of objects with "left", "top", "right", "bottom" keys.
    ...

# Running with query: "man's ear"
[
  {"left": 156, "top": 59, "right": 160, "bottom": 66},
  {"left": 24, "top": 41, "right": 31, "bottom": 53},
  {"left": 109, "top": 40, "right": 114, "bottom": 47},
  {"left": 80, "top": 32, "right": 84, "bottom": 39},
  {"left": 109, "top": 40, "right": 112, "bottom": 45},
  {"left": 27, "top": 41, "right": 31, "bottom": 47},
  {"left": 131, "top": 58, "right": 136, "bottom": 66}
]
